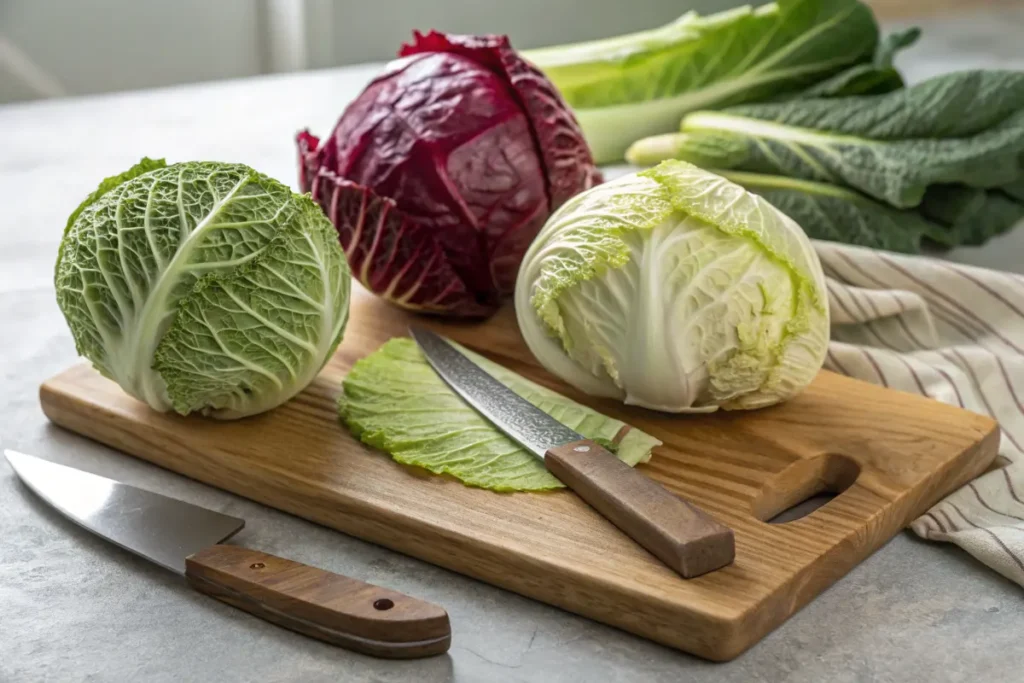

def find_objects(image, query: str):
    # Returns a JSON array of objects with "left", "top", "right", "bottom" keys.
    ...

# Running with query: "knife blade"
[
  {"left": 4, "top": 449, "right": 451, "bottom": 658},
  {"left": 409, "top": 328, "right": 735, "bottom": 578}
]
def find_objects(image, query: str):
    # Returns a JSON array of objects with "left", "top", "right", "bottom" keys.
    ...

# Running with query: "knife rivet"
[
  {"left": 373, "top": 598, "right": 394, "bottom": 611},
  {"left": 574, "top": 446, "right": 591, "bottom": 453},
  {"left": 250, "top": 562, "right": 266, "bottom": 570}
]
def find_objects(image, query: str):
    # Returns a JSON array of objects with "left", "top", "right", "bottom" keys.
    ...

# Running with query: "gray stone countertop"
[{"left": 3, "top": 8, "right": 1024, "bottom": 682}]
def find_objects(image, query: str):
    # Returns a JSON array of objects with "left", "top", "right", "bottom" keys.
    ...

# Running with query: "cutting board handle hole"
[{"left": 752, "top": 453, "right": 860, "bottom": 524}]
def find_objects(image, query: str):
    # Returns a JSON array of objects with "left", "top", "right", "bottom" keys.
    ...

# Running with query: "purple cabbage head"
[{"left": 298, "top": 31, "right": 600, "bottom": 317}]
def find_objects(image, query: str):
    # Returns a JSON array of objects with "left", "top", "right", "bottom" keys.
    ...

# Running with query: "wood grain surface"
[
  {"left": 39, "top": 289, "right": 1000, "bottom": 661},
  {"left": 185, "top": 545, "right": 451, "bottom": 658}
]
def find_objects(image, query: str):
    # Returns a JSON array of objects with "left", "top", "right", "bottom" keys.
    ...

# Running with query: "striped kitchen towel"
[{"left": 817, "top": 240, "right": 1024, "bottom": 586}]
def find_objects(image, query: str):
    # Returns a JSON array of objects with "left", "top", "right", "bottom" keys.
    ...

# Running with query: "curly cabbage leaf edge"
[{"left": 642, "top": 159, "right": 827, "bottom": 406}]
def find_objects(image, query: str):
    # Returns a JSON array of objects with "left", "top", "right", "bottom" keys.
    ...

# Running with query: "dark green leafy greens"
[
  {"left": 661, "top": 71, "right": 1024, "bottom": 207},
  {"left": 1003, "top": 179, "right": 1024, "bottom": 202},
  {"left": 627, "top": 70, "right": 1024, "bottom": 252},
  {"left": 715, "top": 172, "right": 1024, "bottom": 252},
  {"left": 919, "top": 186, "right": 1024, "bottom": 246},
  {"left": 783, "top": 27, "right": 920, "bottom": 99}
]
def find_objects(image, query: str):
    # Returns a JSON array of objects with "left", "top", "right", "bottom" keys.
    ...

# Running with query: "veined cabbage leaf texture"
[
  {"left": 339, "top": 338, "right": 661, "bottom": 491},
  {"left": 515, "top": 161, "right": 829, "bottom": 413},
  {"left": 55, "top": 159, "right": 351, "bottom": 419},
  {"left": 524, "top": 0, "right": 879, "bottom": 163},
  {"left": 299, "top": 31, "right": 599, "bottom": 319}
]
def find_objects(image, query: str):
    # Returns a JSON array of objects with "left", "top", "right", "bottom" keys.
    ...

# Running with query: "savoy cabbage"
[{"left": 55, "top": 159, "right": 351, "bottom": 418}]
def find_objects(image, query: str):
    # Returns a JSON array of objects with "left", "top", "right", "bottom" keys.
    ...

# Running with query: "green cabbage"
[
  {"left": 514, "top": 160, "right": 829, "bottom": 413},
  {"left": 339, "top": 338, "right": 660, "bottom": 491},
  {"left": 55, "top": 159, "right": 351, "bottom": 418}
]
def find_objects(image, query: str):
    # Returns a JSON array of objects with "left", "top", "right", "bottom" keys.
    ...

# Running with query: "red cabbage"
[{"left": 298, "top": 31, "right": 600, "bottom": 318}]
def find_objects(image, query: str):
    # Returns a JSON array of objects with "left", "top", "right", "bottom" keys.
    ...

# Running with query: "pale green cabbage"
[
  {"left": 339, "top": 338, "right": 661, "bottom": 491},
  {"left": 55, "top": 159, "right": 351, "bottom": 419},
  {"left": 514, "top": 160, "right": 829, "bottom": 413}
]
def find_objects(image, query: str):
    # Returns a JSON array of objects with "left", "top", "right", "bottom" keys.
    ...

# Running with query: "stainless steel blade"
[
  {"left": 409, "top": 327, "right": 583, "bottom": 459},
  {"left": 4, "top": 450, "right": 244, "bottom": 575}
]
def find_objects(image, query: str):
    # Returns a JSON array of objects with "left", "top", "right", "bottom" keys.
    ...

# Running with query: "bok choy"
[{"left": 524, "top": 0, "right": 883, "bottom": 163}]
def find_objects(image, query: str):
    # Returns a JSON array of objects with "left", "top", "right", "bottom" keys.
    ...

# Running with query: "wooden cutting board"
[{"left": 39, "top": 289, "right": 999, "bottom": 661}]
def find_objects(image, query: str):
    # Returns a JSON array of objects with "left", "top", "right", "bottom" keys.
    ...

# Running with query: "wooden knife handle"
[
  {"left": 184, "top": 545, "right": 451, "bottom": 658},
  {"left": 546, "top": 440, "right": 735, "bottom": 578}
]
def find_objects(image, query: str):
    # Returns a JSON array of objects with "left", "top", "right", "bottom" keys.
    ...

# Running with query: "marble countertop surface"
[{"left": 2, "top": 8, "right": 1024, "bottom": 682}]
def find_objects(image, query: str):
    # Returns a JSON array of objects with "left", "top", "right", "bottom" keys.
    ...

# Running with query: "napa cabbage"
[
  {"left": 514, "top": 160, "right": 829, "bottom": 412},
  {"left": 524, "top": 0, "right": 882, "bottom": 163}
]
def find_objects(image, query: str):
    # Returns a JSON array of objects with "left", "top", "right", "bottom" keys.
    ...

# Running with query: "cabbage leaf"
[{"left": 338, "top": 338, "right": 660, "bottom": 491}]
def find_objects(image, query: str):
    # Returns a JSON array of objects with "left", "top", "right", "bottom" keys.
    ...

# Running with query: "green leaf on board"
[{"left": 338, "top": 338, "right": 661, "bottom": 491}]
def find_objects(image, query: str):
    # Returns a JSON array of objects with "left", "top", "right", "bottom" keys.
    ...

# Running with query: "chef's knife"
[
  {"left": 409, "top": 328, "right": 735, "bottom": 578},
  {"left": 3, "top": 449, "right": 451, "bottom": 658}
]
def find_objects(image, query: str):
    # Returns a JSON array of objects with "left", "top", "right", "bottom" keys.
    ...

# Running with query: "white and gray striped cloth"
[{"left": 818, "top": 240, "right": 1024, "bottom": 586}]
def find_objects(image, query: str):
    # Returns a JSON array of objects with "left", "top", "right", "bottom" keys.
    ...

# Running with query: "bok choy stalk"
[{"left": 523, "top": 0, "right": 883, "bottom": 164}]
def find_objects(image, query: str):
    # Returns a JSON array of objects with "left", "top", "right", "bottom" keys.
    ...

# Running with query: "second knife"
[
  {"left": 409, "top": 328, "right": 735, "bottom": 578},
  {"left": 4, "top": 449, "right": 451, "bottom": 658}
]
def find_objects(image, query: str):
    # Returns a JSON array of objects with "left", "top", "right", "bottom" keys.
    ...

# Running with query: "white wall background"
[
  {"left": 0, "top": 0, "right": 265, "bottom": 102},
  {"left": 0, "top": 0, "right": 731, "bottom": 104},
  {"left": 311, "top": 0, "right": 730, "bottom": 66}
]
